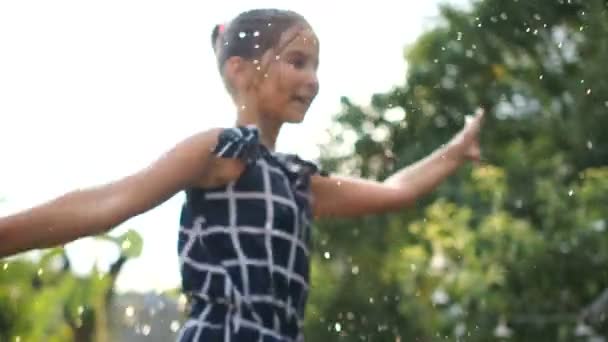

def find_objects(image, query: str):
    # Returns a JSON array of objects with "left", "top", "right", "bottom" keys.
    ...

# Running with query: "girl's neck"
[{"left": 235, "top": 110, "right": 282, "bottom": 152}]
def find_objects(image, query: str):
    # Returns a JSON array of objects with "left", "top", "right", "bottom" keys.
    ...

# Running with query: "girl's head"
[{"left": 211, "top": 9, "right": 319, "bottom": 124}]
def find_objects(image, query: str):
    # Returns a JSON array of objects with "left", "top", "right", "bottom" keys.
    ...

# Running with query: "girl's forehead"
[{"left": 276, "top": 24, "right": 319, "bottom": 52}]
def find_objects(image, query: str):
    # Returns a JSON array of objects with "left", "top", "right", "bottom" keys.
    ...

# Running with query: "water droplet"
[
  {"left": 591, "top": 220, "right": 605, "bottom": 232},
  {"left": 586, "top": 140, "right": 593, "bottom": 149},
  {"left": 431, "top": 288, "right": 450, "bottom": 305},
  {"left": 455, "top": 323, "right": 467, "bottom": 337},
  {"left": 125, "top": 306, "right": 135, "bottom": 317},
  {"left": 170, "top": 320, "right": 180, "bottom": 332},
  {"left": 579, "top": 26, "right": 584, "bottom": 32},
  {"left": 238, "top": 32, "right": 246, "bottom": 39},
  {"left": 515, "top": 199, "right": 523, "bottom": 208},
  {"left": 558, "top": 42, "right": 563, "bottom": 49},
  {"left": 142, "top": 324, "right": 151, "bottom": 336},
  {"left": 324, "top": 251, "right": 331, "bottom": 259},
  {"left": 267, "top": 23, "right": 272, "bottom": 27},
  {"left": 335, "top": 323, "right": 342, "bottom": 332},
  {"left": 15, "top": 337, "right": 21, "bottom": 342},
  {"left": 568, "top": 189, "right": 574, "bottom": 197},
  {"left": 500, "top": 12, "right": 508, "bottom": 20},
  {"left": 256, "top": 66, "right": 261, "bottom": 71},
  {"left": 369, "top": 297, "right": 374, "bottom": 304},
  {"left": 434, "top": 59, "right": 439, "bottom": 63},
  {"left": 253, "top": 59, "right": 259, "bottom": 65},
  {"left": 441, "top": 46, "right": 446, "bottom": 51},
  {"left": 533, "top": 29, "right": 539, "bottom": 35},
  {"left": 586, "top": 89, "right": 592, "bottom": 95},
  {"left": 525, "top": 27, "right": 531, "bottom": 33},
  {"left": 254, "top": 44, "right": 260, "bottom": 49},
  {"left": 539, "top": 74, "right": 544, "bottom": 80},
  {"left": 477, "top": 23, "right": 483, "bottom": 28},
  {"left": 37, "top": 268, "right": 43, "bottom": 276},
  {"left": 275, "top": 55, "right": 281, "bottom": 60},
  {"left": 2, "top": 263, "right": 8, "bottom": 270},
  {"left": 78, "top": 306, "right": 84, "bottom": 315},
  {"left": 457, "top": 32, "right": 463, "bottom": 41},
  {"left": 574, "top": 320, "right": 593, "bottom": 336},
  {"left": 351, "top": 265, "right": 359, "bottom": 275},
  {"left": 253, "top": 31, "right": 260, "bottom": 37},
  {"left": 534, "top": 13, "right": 542, "bottom": 20},
  {"left": 410, "top": 264, "right": 416, "bottom": 271},
  {"left": 465, "top": 50, "right": 474, "bottom": 58},
  {"left": 494, "top": 318, "right": 513, "bottom": 338}
]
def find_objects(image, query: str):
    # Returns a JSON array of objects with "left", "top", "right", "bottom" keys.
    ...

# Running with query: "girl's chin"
[
  {"left": 264, "top": 107, "right": 307, "bottom": 123},
  {"left": 285, "top": 111, "right": 307, "bottom": 123}
]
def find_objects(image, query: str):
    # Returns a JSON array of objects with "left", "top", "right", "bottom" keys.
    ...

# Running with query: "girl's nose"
[{"left": 306, "top": 71, "right": 319, "bottom": 96}]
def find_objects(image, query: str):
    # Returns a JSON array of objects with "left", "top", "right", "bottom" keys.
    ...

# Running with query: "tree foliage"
[
  {"left": 306, "top": 0, "right": 608, "bottom": 340},
  {"left": 0, "top": 230, "right": 142, "bottom": 342}
]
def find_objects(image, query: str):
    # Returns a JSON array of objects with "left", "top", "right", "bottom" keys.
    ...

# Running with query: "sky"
[{"left": 0, "top": 0, "right": 468, "bottom": 293}]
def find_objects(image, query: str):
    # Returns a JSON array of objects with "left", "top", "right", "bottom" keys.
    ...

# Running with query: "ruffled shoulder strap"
[
  {"left": 273, "top": 152, "right": 329, "bottom": 180},
  {"left": 212, "top": 125, "right": 261, "bottom": 164}
]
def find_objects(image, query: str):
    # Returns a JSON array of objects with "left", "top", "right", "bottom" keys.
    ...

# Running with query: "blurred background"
[{"left": 1, "top": 0, "right": 607, "bottom": 340}]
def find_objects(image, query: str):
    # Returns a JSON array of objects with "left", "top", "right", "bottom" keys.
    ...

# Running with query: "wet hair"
[{"left": 211, "top": 9, "right": 308, "bottom": 74}]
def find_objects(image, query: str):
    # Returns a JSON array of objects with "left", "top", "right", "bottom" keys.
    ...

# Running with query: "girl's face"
[{"left": 251, "top": 24, "right": 320, "bottom": 123}]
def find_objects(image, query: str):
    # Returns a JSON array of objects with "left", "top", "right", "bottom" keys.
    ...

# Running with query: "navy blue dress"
[{"left": 176, "top": 126, "right": 325, "bottom": 342}]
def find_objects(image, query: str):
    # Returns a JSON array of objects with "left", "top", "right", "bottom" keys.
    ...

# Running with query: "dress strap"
[{"left": 212, "top": 125, "right": 262, "bottom": 165}]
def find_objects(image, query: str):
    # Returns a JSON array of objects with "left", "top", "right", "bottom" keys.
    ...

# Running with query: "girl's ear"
[{"left": 224, "top": 56, "right": 256, "bottom": 94}]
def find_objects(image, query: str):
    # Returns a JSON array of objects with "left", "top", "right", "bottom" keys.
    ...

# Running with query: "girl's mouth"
[{"left": 292, "top": 95, "right": 312, "bottom": 106}]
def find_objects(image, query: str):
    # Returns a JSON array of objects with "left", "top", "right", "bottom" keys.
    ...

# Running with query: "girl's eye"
[{"left": 289, "top": 58, "right": 306, "bottom": 69}]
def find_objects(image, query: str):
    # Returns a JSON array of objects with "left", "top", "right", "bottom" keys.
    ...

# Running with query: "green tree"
[
  {"left": 0, "top": 230, "right": 143, "bottom": 342},
  {"left": 306, "top": 0, "right": 608, "bottom": 340}
]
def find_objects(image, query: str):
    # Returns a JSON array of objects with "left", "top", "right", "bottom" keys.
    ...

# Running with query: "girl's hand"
[{"left": 448, "top": 107, "right": 484, "bottom": 164}]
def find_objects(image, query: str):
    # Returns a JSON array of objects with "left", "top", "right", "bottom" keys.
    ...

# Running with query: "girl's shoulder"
[
  {"left": 193, "top": 125, "right": 326, "bottom": 189},
  {"left": 188, "top": 126, "right": 252, "bottom": 190}
]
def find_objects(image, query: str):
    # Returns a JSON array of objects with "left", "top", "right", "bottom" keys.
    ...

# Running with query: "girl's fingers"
[{"left": 465, "top": 108, "right": 484, "bottom": 128}]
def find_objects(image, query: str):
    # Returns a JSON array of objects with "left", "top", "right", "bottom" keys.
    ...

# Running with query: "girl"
[{"left": 0, "top": 8, "right": 483, "bottom": 342}]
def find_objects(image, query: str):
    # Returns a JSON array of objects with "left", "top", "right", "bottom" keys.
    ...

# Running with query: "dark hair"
[{"left": 211, "top": 9, "right": 308, "bottom": 73}]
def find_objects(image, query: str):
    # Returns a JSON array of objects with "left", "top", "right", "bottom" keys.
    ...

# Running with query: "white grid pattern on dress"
[{"left": 177, "top": 126, "right": 316, "bottom": 341}]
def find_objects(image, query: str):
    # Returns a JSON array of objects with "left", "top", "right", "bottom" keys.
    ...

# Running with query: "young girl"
[{"left": 0, "top": 8, "right": 483, "bottom": 342}]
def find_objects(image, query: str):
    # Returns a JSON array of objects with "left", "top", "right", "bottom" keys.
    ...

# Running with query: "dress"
[{"left": 176, "top": 126, "right": 325, "bottom": 342}]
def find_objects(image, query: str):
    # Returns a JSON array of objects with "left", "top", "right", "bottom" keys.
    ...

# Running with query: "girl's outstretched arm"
[
  {"left": 0, "top": 128, "right": 224, "bottom": 258},
  {"left": 312, "top": 109, "right": 484, "bottom": 218}
]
